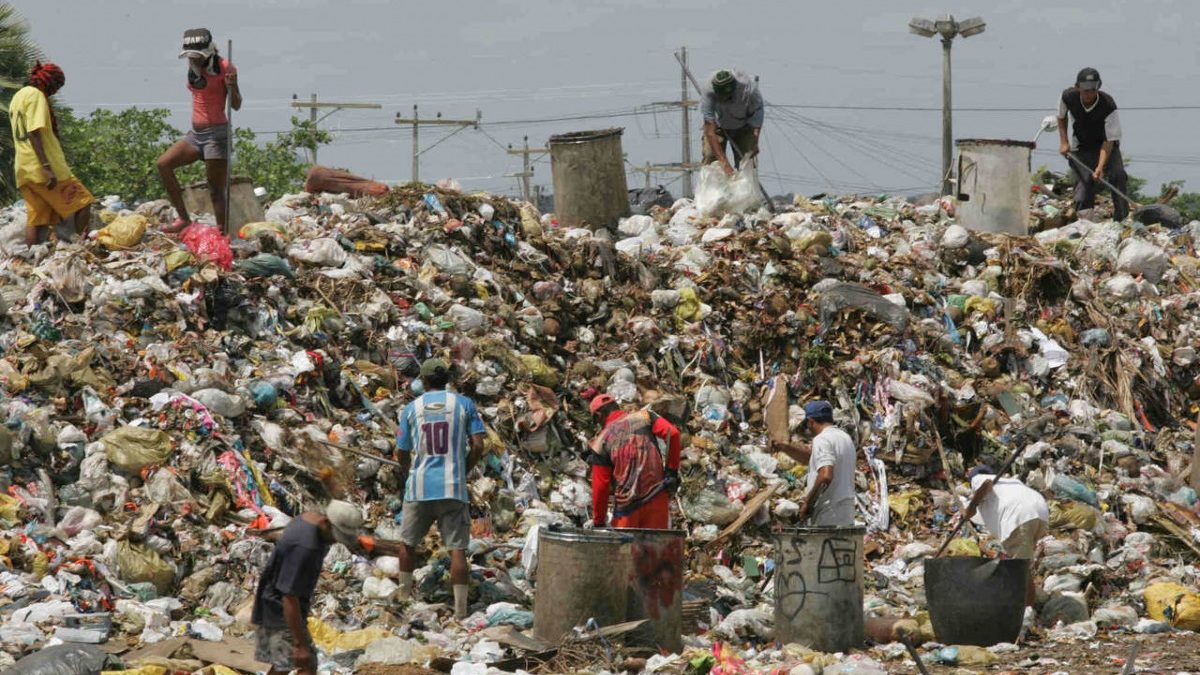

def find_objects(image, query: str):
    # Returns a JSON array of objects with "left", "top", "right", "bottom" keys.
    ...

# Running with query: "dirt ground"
[{"left": 889, "top": 631, "right": 1200, "bottom": 674}]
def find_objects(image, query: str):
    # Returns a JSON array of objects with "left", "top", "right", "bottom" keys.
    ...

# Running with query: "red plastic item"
[{"left": 180, "top": 223, "right": 234, "bottom": 271}]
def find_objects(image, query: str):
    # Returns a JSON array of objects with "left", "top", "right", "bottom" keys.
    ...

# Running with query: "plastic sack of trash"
[
  {"left": 96, "top": 214, "right": 148, "bottom": 250},
  {"left": 7, "top": 644, "right": 119, "bottom": 675},
  {"left": 1116, "top": 238, "right": 1169, "bottom": 283},
  {"left": 1144, "top": 582, "right": 1200, "bottom": 631},
  {"left": 683, "top": 489, "right": 742, "bottom": 526},
  {"left": 180, "top": 223, "right": 233, "bottom": 271},
  {"left": 116, "top": 540, "right": 175, "bottom": 594},
  {"left": 102, "top": 426, "right": 172, "bottom": 473},
  {"left": 695, "top": 163, "right": 763, "bottom": 218},
  {"left": 288, "top": 237, "right": 347, "bottom": 267},
  {"left": 818, "top": 281, "right": 910, "bottom": 331},
  {"left": 234, "top": 253, "right": 295, "bottom": 279}
]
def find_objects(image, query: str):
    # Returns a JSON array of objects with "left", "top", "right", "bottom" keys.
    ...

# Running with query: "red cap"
[{"left": 589, "top": 393, "right": 616, "bottom": 415}]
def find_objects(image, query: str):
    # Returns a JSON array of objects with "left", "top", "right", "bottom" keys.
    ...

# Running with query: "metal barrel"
[
  {"left": 549, "top": 128, "right": 630, "bottom": 230},
  {"left": 773, "top": 526, "right": 865, "bottom": 652},
  {"left": 955, "top": 138, "right": 1035, "bottom": 235},
  {"left": 619, "top": 528, "right": 685, "bottom": 653},
  {"left": 924, "top": 557, "right": 1030, "bottom": 646},
  {"left": 533, "top": 527, "right": 633, "bottom": 644}
]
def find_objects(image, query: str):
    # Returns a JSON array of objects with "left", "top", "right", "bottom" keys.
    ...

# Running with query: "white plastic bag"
[
  {"left": 288, "top": 237, "right": 347, "bottom": 267},
  {"left": 1116, "top": 238, "right": 1169, "bottom": 283},
  {"left": 695, "top": 163, "right": 764, "bottom": 218}
]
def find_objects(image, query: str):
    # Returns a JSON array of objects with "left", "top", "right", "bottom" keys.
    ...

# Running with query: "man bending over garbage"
[
  {"left": 963, "top": 464, "right": 1049, "bottom": 607},
  {"left": 394, "top": 358, "right": 486, "bottom": 619},
  {"left": 252, "top": 501, "right": 364, "bottom": 675},
  {"left": 771, "top": 401, "right": 857, "bottom": 527},
  {"left": 588, "top": 394, "right": 682, "bottom": 529},
  {"left": 702, "top": 69, "right": 764, "bottom": 176}
]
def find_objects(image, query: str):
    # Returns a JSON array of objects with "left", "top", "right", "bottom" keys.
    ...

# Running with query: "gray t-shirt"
[
  {"left": 807, "top": 425, "right": 857, "bottom": 526},
  {"left": 701, "top": 70, "right": 764, "bottom": 131},
  {"left": 251, "top": 518, "right": 329, "bottom": 628}
]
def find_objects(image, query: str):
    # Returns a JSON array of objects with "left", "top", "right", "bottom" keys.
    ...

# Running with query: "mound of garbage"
[{"left": 0, "top": 173, "right": 1199, "bottom": 673}]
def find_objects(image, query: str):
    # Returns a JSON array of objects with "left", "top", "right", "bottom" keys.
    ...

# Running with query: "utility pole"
[
  {"left": 908, "top": 15, "right": 986, "bottom": 195},
  {"left": 679, "top": 47, "right": 693, "bottom": 197},
  {"left": 506, "top": 136, "right": 549, "bottom": 202},
  {"left": 395, "top": 105, "right": 481, "bottom": 184},
  {"left": 290, "top": 93, "right": 383, "bottom": 165}
]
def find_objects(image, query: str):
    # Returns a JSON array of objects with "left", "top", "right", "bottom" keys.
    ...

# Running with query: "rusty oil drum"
[{"left": 533, "top": 527, "right": 633, "bottom": 643}]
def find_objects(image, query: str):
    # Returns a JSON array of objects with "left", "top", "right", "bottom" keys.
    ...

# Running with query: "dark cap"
[
  {"left": 1075, "top": 67, "right": 1101, "bottom": 91},
  {"left": 712, "top": 70, "right": 737, "bottom": 97},
  {"left": 967, "top": 464, "right": 996, "bottom": 480},
  {"left": 179, "top": 28, "right": 216, "bottom": 59},
  {"left": 419, "top": 358, "right": 449, "bottom": 379},
  {"left": 803, "top": 400, "right": 834, "bottom": 422}
]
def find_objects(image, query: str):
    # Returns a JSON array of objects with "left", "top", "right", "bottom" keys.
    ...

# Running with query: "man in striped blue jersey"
[{"left": 394, "top": 358, "right": 486, "bottom": 619}]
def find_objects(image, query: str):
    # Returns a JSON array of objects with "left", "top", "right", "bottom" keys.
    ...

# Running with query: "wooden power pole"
[
  {"left": 395, "top": 105, "right": 481, "bottom": 183},
  {"left": 290, "top": 94, "right": 382, "bottom": 165},
  {"left": 506, "top": 136, "right": 549, "bottom": 202}
]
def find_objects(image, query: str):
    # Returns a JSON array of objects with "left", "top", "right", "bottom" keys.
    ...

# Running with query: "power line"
[{"left": 768, "top": 103, "right": 1200, "bottom": 112}]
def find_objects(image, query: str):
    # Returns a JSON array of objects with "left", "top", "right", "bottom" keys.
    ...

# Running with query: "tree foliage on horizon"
[{"left": 0, "top": 3, "right": 44, "bottom": 202}]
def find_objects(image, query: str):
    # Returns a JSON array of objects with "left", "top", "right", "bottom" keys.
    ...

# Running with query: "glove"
[{"left": 663, "top": 469, "right": 680, "bottom": 495}]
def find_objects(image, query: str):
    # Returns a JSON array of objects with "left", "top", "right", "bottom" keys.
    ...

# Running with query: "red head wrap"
[{"left": 29, "top": 62, "right": 65, "bottom": 95}]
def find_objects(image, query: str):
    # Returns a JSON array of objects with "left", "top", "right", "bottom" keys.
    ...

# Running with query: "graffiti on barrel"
[{"left": 630, "top": 537, "right": 683, "bottom": 619}]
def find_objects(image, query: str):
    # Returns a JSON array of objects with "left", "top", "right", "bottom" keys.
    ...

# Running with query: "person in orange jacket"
[{"left": 588, "top": 394, "right": 682, "bottom": 529}]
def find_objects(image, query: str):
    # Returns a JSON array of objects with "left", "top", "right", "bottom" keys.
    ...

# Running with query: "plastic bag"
[
  {"left": 818, "top": 281, "right": 910, "bottom": 331},
  {"left": 683, "top": 490, "right": 742, "bottom": 526},
  {"left": 116, "top": 540, "right": 175, "bottom": 594},
  {"left": 307, "top": 617, "right": 392, "bottom": 653},
  {"left": 102, "top": 426, "right": 172, "bottom": 473},
  {"left": 238, "top": 220, "right": 288, "bottom": 240},
  {"left": 1116, "top": 238, "right": 1169, "bottom": 283},
  {"left": 234, "top": 253, "right": 295, "bottom": 279},
  {"left": 190, "top": 388, "right": 247, "bottom": 418},
  {"left": 1144, "top": 582, "right": 1200, "bottom": 631},
  {"left": 695, "top": 163, "right": 764, "bottom": 218},
  {"left": 180, "top": 223, "right": 233, "bottom": 271},
  {"left": 288, "top": 237, "right": 347, "bottom": 267},
  {"left": 96, "top": 214, "right": 148, "bottom": 250},
  {"left": 9, "top": 644, "right": 118, "bottom": 675}
]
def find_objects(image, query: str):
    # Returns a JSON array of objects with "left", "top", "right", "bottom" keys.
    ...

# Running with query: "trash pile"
[{"left": 0, "top": 166, "right": 1198, "bottom": 674}]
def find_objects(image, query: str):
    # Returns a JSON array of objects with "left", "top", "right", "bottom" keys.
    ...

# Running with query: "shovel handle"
[{"left": 1065, "top": 152, "right": 1140, "bottom": 208}]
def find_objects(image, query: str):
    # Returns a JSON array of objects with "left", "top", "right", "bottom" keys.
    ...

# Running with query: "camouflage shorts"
[{"left": 254, "top": 625, "right": 317, "bottom": 671}]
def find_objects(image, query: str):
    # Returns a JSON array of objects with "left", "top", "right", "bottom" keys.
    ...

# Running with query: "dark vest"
[{"left": 1061, "top": 89, "right": 1118, "bottom": 152}]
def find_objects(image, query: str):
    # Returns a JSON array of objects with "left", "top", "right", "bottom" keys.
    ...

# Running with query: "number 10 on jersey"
[{"left": 421, "top": 421, "right": 451, "bottom": 456}]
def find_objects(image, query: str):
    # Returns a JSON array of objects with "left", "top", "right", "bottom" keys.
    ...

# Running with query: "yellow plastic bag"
[
  {"left": 239, "top": 221, "right": 288, "bottom": 240},
  {"left": 1050, "top": 500, "right": 1099, "bottom": 531},
  {"left": 97, "top": 214, "right": 149, "bottom": 250},
  {"left": 308, "top": 617, "right": 392, "bottom": 653},
  {"left": 888, "top": 488, "right": 925, "bottom": 521},
  {"left": 675, "top": 287, "right": 702, "bottom": 322},
  {"left": 1145, "top": 582, "right": 1200, "bottom": 630},
  {"left": 164, "top": 250, "right": 195, "bottom": 272},
  {"left": 103, "top": 426, "right": 172, "bottom": 473},
  {"left": 0, "top": 494, "right": 21, "bottom": 525},
  {"left": 518, "top": 354, "right": 559, "bottom": 388},
  {"left": 944, "top": 538, "right": 982, "bottom": 557},
  {"left": 116, "top": 540, "right": 175, "bottom": 594}
]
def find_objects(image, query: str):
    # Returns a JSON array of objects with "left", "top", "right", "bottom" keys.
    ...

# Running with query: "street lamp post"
[{"left": 909, "top": 15, "right": 986, "bottom": 196}]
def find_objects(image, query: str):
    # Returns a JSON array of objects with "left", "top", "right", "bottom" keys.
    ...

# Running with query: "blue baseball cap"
[
  {"left": 967, "top": 464, "right": 996, "bottom": 480},
  {"left": 803, "top": 400, "right": 834, "bottom": 422}
]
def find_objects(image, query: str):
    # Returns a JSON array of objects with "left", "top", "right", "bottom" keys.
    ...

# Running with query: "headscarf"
[{"left": 28, "top": 62, "right": 65, "bottom": 95}]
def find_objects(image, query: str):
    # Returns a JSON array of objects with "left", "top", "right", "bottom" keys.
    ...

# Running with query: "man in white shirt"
[
  {"left": 964, "top": 465, "right": 1050, "bottom": 606},
  {"left": 771, "top": 401, "right": 857, "bottom": 527},
  {"left": 1057, "top": 67, "right": 1129, "bottom": 221}
]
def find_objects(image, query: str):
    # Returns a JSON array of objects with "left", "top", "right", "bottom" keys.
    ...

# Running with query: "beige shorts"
[
  {"left": 1002, "top": 518, "right": 1048, "bottom": 559},
  {"left": 399, "top": 499, "right": 470, "bottom": 550}
]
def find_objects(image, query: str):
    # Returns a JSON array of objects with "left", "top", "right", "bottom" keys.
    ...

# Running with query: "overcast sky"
[{"left": 18, "top": 0, "right": 1200, "bottom": 199}]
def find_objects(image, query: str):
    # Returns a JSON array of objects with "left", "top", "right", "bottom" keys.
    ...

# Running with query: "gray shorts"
[
  {"left": 184, "top": 124, "right": 230, "bottom": 160},
  {"left": 400, "top": 499, "right": 471, "bottom": 550},
  {"left": 254, "top": 625, "right": 317, "bottom": 671}
]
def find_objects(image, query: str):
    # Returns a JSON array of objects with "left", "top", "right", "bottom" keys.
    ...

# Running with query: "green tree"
[
  {"left": 57, "top": 107, "right": 191, "bottom": 201},
  {"left": 54, "top": 109, "right": 328, "bottom": 203},
  {"left": 0, "top": 3, "right": 44, "bottom": 202},
  {"left": 230, "top": 117, "right": 330, "bottom": 199}
]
